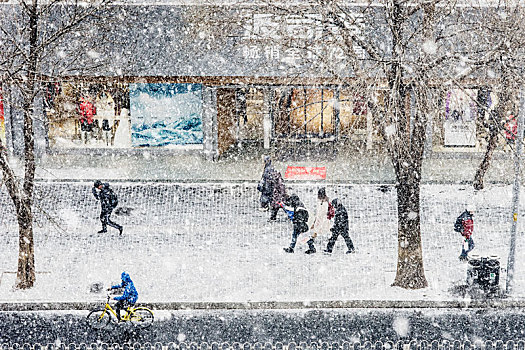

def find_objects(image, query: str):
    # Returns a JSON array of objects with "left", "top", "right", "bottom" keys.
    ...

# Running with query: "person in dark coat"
[
  {"left": 257, "top": 156, "right": 274, "bottom": 211},
  {"left": 282, "top": 194, "right": 309, "bottom": 253},
  {"left": 455, "top": 204, "right": 475, "bottom": 261},
  {"left": 269, "top": 169, "right": 287, "bottom": 221},
  {"left": 107, "top": 272, "right": 138, "bottom": 321},
  {"left": 92, "top": 180, "right": 123, "bottom": 235},
  {"left": 324, "top": 198, "right": 355, "bottom": 254}
]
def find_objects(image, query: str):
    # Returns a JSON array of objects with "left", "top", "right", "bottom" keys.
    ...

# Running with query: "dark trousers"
[
  {"left": 115, "top": 299, "right": 131, "bottom": 321},
  {"left": 289, "top": 226, "right": 301, "bottom": 249},
  {"left": 270, "top": 206, "right": 281, "bottom": 220},
  {"left": 100, "top": 209, "right": 122, "bottom": 231},
  {"left": 326, "top": 229, "right": 355, "bottom": 252}
]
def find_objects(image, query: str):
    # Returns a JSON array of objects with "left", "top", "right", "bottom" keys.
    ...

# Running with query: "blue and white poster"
[{"left": 129, "top": 83, "right": 203, "bottom": 147}]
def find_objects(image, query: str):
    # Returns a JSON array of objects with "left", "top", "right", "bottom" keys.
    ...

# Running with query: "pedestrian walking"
[
  {"left": 92, "top": 180, "right": 123, "bottom": 235},
  {"left": 282, "top": 194, "right": 309, "bottom": 253},
  {"left": 323, "top": 198, "right": 355, "bottom": 254},
  {"left": 305, "top": 187, "right": 334, "bottom": 254},
  {"left": 455, "top": 204, "right": 475, "bottom": 261},
  {"left": 257, "top": 156, "right": 274, "bottom": 211},
  {"left": 257, "top": 156, "right": 287, "bottom": 220},
  {"left": 269, "top": 169, "right": 286, "bottom": 221}
]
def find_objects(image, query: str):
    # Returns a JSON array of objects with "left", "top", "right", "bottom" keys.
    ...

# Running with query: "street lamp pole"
[{"left": 506, "top": 87, "right": 525, "bottom": 295}]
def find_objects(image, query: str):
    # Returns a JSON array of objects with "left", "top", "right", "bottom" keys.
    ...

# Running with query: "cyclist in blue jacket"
[{"left": 108, "top": 272, "right": 138, "bottom": 321}]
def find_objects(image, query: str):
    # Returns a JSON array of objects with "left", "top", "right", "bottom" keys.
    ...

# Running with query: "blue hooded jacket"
[{"left": 111, "top": 272, "right": 138, "bottom": 304}]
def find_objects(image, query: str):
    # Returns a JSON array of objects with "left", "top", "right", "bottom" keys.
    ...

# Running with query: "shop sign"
[
  {"left": 285, "top": 166, "right": 327, "bottom": 180},
  {"left": 240, "top": 11, "right": 366, "bottom": 65}
]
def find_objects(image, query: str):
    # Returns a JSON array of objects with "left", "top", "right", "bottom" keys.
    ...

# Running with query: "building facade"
[{"left": 0, "top": 3, "right": 518, "bottom": 161}]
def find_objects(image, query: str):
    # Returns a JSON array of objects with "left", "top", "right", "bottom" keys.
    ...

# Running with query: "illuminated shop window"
[{"left": 274, "top": 87, "right": 335, "bottom": 138}]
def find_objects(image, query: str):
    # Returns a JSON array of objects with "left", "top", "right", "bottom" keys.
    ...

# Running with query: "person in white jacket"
[{"left": 305, "top": 187, "right": 333, "bottom": 254}]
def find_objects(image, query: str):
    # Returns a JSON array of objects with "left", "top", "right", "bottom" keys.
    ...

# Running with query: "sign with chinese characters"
[{"left": 239, "top": 11, "right": 365, "bottom": 68}]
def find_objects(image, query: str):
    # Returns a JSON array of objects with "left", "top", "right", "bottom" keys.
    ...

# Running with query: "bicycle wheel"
[
  {"left": 129, "top": 307, "right": 154, "bottom": 329},
  {"left": 86, "top": 309, "right": 111, "bottom": 330}
]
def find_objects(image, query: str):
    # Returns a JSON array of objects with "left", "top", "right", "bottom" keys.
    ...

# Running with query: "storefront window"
[
  {"left": 274, "top": 87, "right": 335, "bottom": 138},
  {"left": 46, "top": 82, "right": 131, "bottom": 148},
  {"left": 46, "top": 81, "right": 204, "bottom": 149},
  {"left": 442, "top": 89, "right": 478, "bottom": 147},
  {"left": 339, "top": 89, "right": 367, "bottom": 136},
  {"left": 129, "top": 83, "right": 203, "bottom": 147},
  {"left": 239, "top": 87, "right": 264, "bottom": 140}
]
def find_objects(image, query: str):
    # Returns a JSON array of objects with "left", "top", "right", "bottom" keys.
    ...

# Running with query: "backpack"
[
  {"left": 108, "top": 188, "right": 118, "bottom": 208},
  {"left": 454, "top": 217, "right": 463, "bottom": 233},
  {"left": 327, "top": 201, "right": 335, "bottom": 220}
]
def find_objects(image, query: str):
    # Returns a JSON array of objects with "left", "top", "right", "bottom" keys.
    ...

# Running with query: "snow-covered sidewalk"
[{"left": 1, "top": 182, "right": 524, "bottom": 304}]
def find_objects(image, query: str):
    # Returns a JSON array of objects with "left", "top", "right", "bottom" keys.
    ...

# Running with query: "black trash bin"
[{"left": 467, "top": 256, "right": 500, "bottom": 292}]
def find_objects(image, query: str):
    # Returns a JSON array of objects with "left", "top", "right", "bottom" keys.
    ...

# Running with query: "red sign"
[{"left": 285, "top": 166, "right": 326, "bottom": 180}]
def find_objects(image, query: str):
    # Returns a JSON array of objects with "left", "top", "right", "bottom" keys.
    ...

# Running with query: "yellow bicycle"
[{"left": 87, "top": 295, "right": 154, "bottom": 329}]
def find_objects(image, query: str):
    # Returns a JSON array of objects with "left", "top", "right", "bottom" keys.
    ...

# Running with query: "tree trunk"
[
  {"left": 391, "top": 169, "right": 428, "bottom": 289},
  {"left": 473, "top": 76, "right": 511, "bottom": 190},
  {"left": 473, "top": 126, "right": 499, "bottom": 190},
  {"left": 14, "top": 0, "right": 39, "bottom": 289},
  {"left": 16, "top": 199, "right": 35, "bottom": 289}
]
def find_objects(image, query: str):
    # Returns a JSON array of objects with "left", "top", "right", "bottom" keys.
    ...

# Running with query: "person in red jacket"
[{"left": 455, "top": 204, "right": 475, "bottom": 261}]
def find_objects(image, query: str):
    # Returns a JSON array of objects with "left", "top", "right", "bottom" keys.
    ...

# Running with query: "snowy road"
[
  {"left": 1, "top": 181, "right": 525, "bottom": 302},
  {"left": 1, "top": 308, "right": 525, "bottom": 344}
]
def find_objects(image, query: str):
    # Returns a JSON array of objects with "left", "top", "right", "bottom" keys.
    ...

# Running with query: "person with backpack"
[
  {"left": 324, "top": 198, "right": 355, "bottom": 254},
  {"left": 257, "top": 156, "right": 275, "bottom": 211},
  {"left": 268, "top": 169, "right": 287, "bottom": 221},
  {"left": 281, "top": 194, "right": 310, "bottom": 253},
  {"left": 92, "top": 180, "right": 123, "bottom": 235},
  {"left": 455, "top": 204, "right": 475, "bottom": 261},
  {"left": 305, "top": 187, "right": 334, "bottom": 254}
]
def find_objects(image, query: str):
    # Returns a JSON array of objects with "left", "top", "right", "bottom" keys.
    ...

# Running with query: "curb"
[
  {"left": 30, "top": 178, "right": 515, "bottom": 186},
  {"left": 1, "top": 299, "right": 525, "bottom": 312}
]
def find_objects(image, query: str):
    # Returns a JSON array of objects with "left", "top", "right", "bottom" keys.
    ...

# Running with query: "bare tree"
[
  {"left": 0, "top": 0, "right": 111, "bottom": 289},
  {"left": 471, "top": 3, "right": 525, "bottom": 190},
  {"left": 247, "top": 0, "right": 503, "bottom": 288}
]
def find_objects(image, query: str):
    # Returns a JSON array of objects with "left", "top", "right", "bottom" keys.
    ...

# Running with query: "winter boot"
[
  {"left": 305, "top": 239, "right": 316, "bottom": 254},
  {"left": 346, "top": 248, "right": 355, "bottom": 254},
  {"left": 283, "top": 247, "right": 294, "bottom": 253}
]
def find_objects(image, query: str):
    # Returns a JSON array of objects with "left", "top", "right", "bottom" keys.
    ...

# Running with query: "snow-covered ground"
[{"left": 1, "top": 182, "right": 524, "bottom": 303}]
